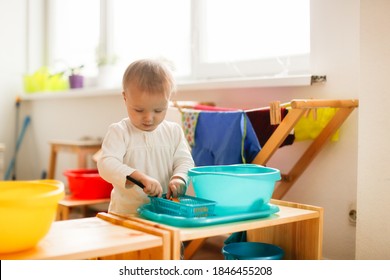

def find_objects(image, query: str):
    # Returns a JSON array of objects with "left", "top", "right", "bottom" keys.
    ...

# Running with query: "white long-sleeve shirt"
[{"left": 97, "top": 118, "right": 194, "bottom": 215}]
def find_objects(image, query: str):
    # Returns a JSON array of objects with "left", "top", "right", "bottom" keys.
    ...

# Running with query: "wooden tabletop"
[
  {"left": 178, "top": 204, "right": 320, "bottom": 241},
  {"left": 59, "top": 195, "right": 110, "bottom": 207},
  {"left": 0, "top": 217, "right": 162, "bottom": 260},
  {"left": 49, "top": 139, "right": 102, "bottom": 147}
]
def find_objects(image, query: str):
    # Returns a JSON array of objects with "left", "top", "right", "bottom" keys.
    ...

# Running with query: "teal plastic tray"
[{"left": 137, "top": 203, "right": 279, "bottom": 227}]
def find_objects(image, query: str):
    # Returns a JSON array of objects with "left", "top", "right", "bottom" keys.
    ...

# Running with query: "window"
[
  {"left": 110, "top": 0, "right": 191, "bottom": 78},
  {"left": 46, "top": 0, "right": 310, "bottom": 84},
  {"left": 195, "top": 0, "right": 310, "bottom": 79},
  {"left": 48, "top": 0, "right": 100, "bottom": 76}
]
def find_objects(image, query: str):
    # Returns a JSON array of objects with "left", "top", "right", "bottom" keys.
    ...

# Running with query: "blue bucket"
[{"left": 222, "top": 242, "right": 284, "bottom": 260}]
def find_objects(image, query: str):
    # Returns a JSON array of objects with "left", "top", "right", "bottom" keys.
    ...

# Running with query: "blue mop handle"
[
  {"left": 4, "top": 116, "right": 31, "bottom": 180},
  {"left": 15, "top": 116, "right": 30, "bottom": 153}
]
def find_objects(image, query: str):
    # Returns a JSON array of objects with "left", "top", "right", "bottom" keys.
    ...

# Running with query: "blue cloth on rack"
[
  {"left": 191, "top": 111, "right": 261, "bottom": 166},
  {"left": 190, "top": 111, "right": 260, "bottom": 246}
]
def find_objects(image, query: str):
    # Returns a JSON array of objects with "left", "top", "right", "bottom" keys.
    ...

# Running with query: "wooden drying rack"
[
  {"left": 183, "top": 98, "right": 359, "bottom": 259},
  {"left": 173, "top": 98, "right": 359, "bottom": 199},
  {"left": 251, "top": 99, "right": 359, "bottom": 199}
]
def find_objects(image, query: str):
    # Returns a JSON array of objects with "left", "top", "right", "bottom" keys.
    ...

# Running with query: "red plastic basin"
[{"left": 63, "top": 169, "right": 112, "bottom": 199}]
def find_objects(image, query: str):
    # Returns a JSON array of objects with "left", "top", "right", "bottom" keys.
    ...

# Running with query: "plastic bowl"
[
  {"left": 0, "top": 180, "right": 65, "bottom": 254},
  {"left": 63, "top": 169, "right": 113, "bottom": 199},
  {"left": 188, "top": 164, "right": 281, "bottom": 215},
  {"left": 222, "top": 242, "right": 284, "bottom": 260}
]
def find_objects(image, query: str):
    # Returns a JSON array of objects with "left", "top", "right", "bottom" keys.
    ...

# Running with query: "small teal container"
[
  {"left": 149, "top": 194, "right": 216, "bottom": 218},
  {"left": 222, "top": 242, "right": 284, "bottom": 260}
]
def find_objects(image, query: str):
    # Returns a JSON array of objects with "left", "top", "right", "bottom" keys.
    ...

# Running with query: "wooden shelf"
[{"left": 120, "top": 199, "right": 324, "bottom": 260}]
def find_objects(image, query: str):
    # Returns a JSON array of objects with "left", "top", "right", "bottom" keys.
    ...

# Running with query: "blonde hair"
[{"left": 122, "top": 59, "right": 176, "bottom": 99}]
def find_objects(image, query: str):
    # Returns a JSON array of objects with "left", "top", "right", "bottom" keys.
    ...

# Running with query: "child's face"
[{"left": 123, "top": 85, "right": 169, "bottom": 132}]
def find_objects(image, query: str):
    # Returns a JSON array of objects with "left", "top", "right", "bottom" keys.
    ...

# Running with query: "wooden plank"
[
  {"left": 291, "top": 99, "right": 359, "bottom": 109},
  {"left": 97, "top": 212, "right": 171, "bottom": 260},
  {"left": 0, "top": 217, "right": 162, "bottom": 260},
  {"left": 110, "top": 213, "right": 182, "bottom": 260}
]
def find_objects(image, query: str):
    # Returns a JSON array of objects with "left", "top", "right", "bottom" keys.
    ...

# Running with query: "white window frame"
[{"left": 36, "top": 0, "right": 312, "bottom": 91}]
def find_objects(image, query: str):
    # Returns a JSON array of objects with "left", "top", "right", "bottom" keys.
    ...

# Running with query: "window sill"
[
  {"left": 19, "top": 74, "right": 319, "bottom": 101},
  {"left": 178, "top": 74, "right": 313, "bottom": 90}
]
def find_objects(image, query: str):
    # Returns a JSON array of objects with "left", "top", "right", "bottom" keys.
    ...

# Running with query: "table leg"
[{"left": 47, "top": 147, "right": 57, "bottom": 179}]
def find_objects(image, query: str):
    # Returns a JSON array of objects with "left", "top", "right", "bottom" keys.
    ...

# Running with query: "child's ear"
[{"left": 122, "top": 91, "right": 126, "bottom": 101}]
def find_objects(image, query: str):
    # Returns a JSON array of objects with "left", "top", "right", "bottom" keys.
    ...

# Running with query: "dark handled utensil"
[{"left": 126, "top": 175, "right": 145, "bottom": 189}]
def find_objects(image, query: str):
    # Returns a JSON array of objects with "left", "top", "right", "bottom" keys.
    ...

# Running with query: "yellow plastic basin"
[{"left": 0, "top": 180, "right": 65, "bottom": 254}]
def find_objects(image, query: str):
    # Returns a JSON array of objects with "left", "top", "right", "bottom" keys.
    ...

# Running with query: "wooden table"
[
  {"left": 0, "top": 216, "right": 169, "bottom": 260},
  {"left": 126, "top": 199, "right": 324, "bottom": 260}
]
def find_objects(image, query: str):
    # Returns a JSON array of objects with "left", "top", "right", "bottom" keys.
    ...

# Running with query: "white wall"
[
  {"left": 172, "top": 0, "right": 360, "bottom": 260},
  {"left": 0, "top": 0, "right": 26, "bottom": 180},
  {"left": 357, "top": 0, "right": 390, "bottom": 259},
  {"left": 1, "top": 0, "right": 388, "bottom": 260}
]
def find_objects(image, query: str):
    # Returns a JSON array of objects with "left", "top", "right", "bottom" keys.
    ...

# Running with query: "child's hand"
[
  {"left": 166, "top": 177, "right": 186, "bottom": 199},
  {"left": 141, "top": 177, "right": 163, "bottom": 197},
  {"left": 128, "top": 171, "right": 163, "bottom": 197}
]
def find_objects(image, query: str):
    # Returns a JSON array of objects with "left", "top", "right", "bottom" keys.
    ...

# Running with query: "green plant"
[
  {"left": 69, "top": 65, "right": 84, "bottom": 75},
  {"left": 95, "top": 45, "right": 118, "bottom": 67},
  {"left": 97, "top": 55, "right": 118, "bottom": 67}
]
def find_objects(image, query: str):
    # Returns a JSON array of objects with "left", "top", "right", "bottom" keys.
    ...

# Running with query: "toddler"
[{"left": 97, "top": 59, "right": 194, "bottom": 215}]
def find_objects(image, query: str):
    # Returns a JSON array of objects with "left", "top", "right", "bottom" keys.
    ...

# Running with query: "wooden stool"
[
  {"left": 47, "top": 139, "right": 108, "bottom": 220},
  {"left": 47, "top": 139, "right": 102, "bottom": 179}
]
